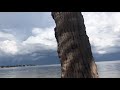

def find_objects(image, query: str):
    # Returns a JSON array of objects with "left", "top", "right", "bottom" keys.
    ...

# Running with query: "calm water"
[{"left": 0, "top": 60, "right": 120, "bottom": 78}]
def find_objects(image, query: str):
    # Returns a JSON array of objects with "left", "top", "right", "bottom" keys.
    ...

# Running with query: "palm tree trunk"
[{"left": 52, "top": 12, "right": 99, "bottom": 78}]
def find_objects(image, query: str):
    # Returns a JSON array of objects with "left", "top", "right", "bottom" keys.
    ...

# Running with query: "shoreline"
[
  {"left": 0, "top": 64, "right": 36, "bottom": 69},
  {"left": 0, "top": 60, "right": 120, "bottom": 69}
]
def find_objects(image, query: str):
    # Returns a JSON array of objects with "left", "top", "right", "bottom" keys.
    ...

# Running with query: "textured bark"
[{"left": 52, "top": 12, "right": 99, "bottom": 78}]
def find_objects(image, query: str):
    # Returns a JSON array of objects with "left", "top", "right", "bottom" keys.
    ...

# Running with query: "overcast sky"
[{"left": 0, "top": 12, "right": 120, "bottom": 65}]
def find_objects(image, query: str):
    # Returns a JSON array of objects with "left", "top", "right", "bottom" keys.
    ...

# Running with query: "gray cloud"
[
  {"left": 0, "top": 27, "right": 57, "bottom": 56},
  {"left": 0, "top": 12, "right": 55, "bottom": 40},
  {"left": 82, "top": 12, "right": 120, "bottom": 54}
]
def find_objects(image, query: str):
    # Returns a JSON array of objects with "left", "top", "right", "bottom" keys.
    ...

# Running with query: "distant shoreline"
[
  {"left": 0, "top": 64, "right": 36, "bottom": 68},
  {"left": 0, "top": 60, "right": 120, "bottom": 69}
]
